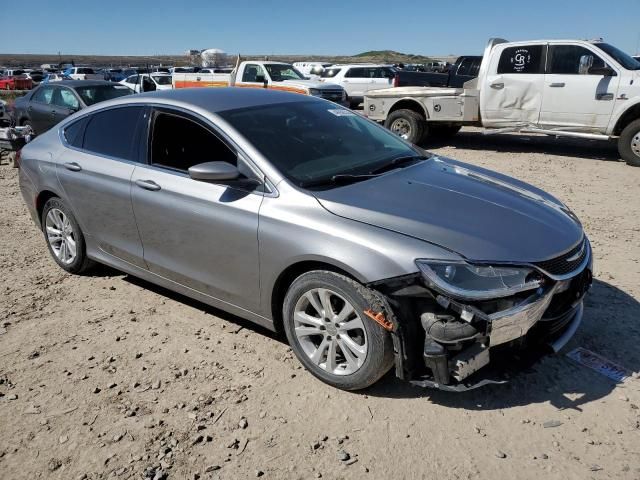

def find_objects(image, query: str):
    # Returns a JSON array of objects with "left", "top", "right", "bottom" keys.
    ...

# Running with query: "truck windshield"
[
  {"left": 264, "top": 64, "right": 305, "bottom": 81},
  {"left": 593, "top": 43, "right": 640, "bottom": 70},
  {"left": 219, "top": 100, "right": 422, "bottom": 188}
]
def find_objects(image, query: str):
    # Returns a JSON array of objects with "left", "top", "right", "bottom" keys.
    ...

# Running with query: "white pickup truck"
[
  {"left": 172, "top": 61, "right": 346, "bottom": 104},
  {"left": 365, "top": 38, "right": 640, "bottom": 166}
]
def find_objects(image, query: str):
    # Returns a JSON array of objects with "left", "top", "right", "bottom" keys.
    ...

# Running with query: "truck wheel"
[
  {"left": 618, "top": 119, "right": 640, "bottom": 167},
  {"left": 385, "top": 109, "right": 425, "bottom": 145}
]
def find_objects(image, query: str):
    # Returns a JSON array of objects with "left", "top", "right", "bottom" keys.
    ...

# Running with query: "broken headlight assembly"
[{"left": 415, "top": 259, "right": 544, "bottom": 301}]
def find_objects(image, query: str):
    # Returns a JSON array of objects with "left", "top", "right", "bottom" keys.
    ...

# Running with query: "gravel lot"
[{"left": 1, "top": 129, "right": 639, "bottom": 480}]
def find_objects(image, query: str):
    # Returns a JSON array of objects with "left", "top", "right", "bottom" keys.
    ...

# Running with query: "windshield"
[
  {"left": 594, "top": 43, "right": 640, "bottom": 70},
  {"left": 218, "top": 101, "right": 421, "bottom": 188},
  {"left": 264, "top": 64, "right": 305, "bottom": 81},
  {"left": 152, "top": 75, "right": 172, "bottom": 85},
  {"left": 74, "top": 85, "right": 133, "bottom": 105}
]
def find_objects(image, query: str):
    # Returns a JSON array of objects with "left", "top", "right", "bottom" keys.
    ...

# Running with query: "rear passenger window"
[
  {"left": 82, "top": 106, "right": 143, "bottom": 161},
  {"left": 150, "top": 112, "right": 236, "bottom": 172},
  {"left": 63, "top": 117, "right": 88, "bottom": 148},
  {"left": 345, "top": 68, "right": 365, "bottom": 78},
  {"left": 497, "top": 45, "right": 545, "bottom": 74}
]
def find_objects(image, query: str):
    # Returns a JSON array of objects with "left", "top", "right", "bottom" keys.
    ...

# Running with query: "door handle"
[
  {"left": 63, "top": 162, "right": 81, "bottom": 172},
  {"left": 50, "top": 110, "right": 57, "bottom": 116},
  {"left": 135, "top": 179, "right": 161, "bottom": 191},
  {"left": 549, "top": 82, "right": 565, "bottom": 87},
  {"left": 596, "top": 93, "right": 614, "bottom": 101},
  {"left": 490, "top": 82, "right": 504, "bottom": 89}
]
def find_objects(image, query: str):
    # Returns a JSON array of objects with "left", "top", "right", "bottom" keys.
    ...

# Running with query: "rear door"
[
  {"left": 28, "top": 85, "right": 56, "bottom": 133},
  {"left": 368, "top": 67, "right": 395, "bottom": 91},
  {"left": 540, "top": 43, "right": 620, "bottom": 131},
  {"left": 480, "top": 43, "right": 546, "bottom": 126},
  {"left": 56, "top": 106, "right": 147, "bottom": 267}
]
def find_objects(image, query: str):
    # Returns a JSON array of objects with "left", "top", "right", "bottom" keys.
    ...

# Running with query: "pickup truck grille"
[
  {"left": 534, "top": 238, "right": 588, "bottom": 276},
  {"left": 319, "top": 90, "right": 343, "bottom": 102}
]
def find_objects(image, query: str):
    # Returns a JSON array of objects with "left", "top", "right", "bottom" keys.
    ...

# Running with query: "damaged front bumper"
[{"left": 370, "top": 240, "right": 593, "bottom": 392}]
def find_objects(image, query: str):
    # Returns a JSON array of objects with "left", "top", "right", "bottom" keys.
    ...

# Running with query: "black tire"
[
  {"left": 618, "top": 119, "right": 640, "bottom": 167},
  {"left": 41, "top": 197, "right": 94, "bottom": 274},
  {"left": 384, "top": 109, "right": 425, "bottom": 145},
  {"left": 282, "top": 271, "right": 394, "bottom": 390}
]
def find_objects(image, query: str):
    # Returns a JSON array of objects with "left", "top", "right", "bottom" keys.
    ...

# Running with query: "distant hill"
[
  {"left": 352, "top": 50, "right": 434, "bottom": 63},
  {"left": 0, "top": 50, "right": 437, "bottom": 69}
]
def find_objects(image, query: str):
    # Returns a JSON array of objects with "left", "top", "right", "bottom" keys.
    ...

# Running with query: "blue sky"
[{"left": 3, "top": 0, "right": 639, "bottom": 56}]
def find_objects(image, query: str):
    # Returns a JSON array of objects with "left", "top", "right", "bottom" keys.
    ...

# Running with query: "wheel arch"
[
  {"left": 613, "top": 103, "right": 640, "bottom": 136},
  {"left": 36, "top": 190, "right": 61, "bottom": 224},
  {"left": 387, "top": 98, "right": 428, "bottom": 120},
  {"left": 270, "top": 259, "right": 361, "bottom": 335}
]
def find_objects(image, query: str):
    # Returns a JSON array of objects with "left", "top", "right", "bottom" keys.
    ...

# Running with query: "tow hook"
[{"left": 363, "top": 308, "right": 394, "bottom": 331}]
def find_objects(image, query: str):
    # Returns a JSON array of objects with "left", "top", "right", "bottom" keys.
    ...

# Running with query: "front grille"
[
  {"left": 533, "top": 238, "right": 587, "bottom": 276},
  {"left": 320, "top": 90, "right": 343, "bottom": 101}
]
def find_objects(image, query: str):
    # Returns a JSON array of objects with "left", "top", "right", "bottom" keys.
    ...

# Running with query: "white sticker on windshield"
[
  {"left": 114, "top": 85, "right": 130, "bottom": 89},
  {"left": 328, "top": 109, "right": 355, "bottom": 117}
]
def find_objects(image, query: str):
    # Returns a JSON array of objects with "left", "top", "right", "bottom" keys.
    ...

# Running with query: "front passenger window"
[
  {"left": 548, "top": 45, "right": 607, "bottom": 74},
  {"left": 150, "top": 112, "right": 236, "bottom": 172}
]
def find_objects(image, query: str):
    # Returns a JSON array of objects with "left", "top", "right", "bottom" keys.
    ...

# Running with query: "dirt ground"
[{"left": 1, "top": 129, "right": 639, "bottom": 480}]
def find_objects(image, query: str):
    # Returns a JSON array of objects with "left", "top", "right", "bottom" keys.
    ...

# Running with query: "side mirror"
[
  {"left": 578, "top": 54, "right": 594, "bottom": 75},
  {"left": 188, "top": 161, "right": 240, "bottom": 182},
  {"left": 588, "top": 66, "right": 616, "bottom": 76}
]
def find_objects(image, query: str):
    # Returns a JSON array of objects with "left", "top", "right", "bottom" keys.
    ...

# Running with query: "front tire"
[
  {"left": 618, "top": 119, "right": 640, "bottom": 167},
  {"left": 282, "top": 271, "right": 394, "bottom": 390},
  {"left": 41, "top": 197, "right": 94, "bottom": 274},
  {"left": 384, "top": 109, "right": 425, "bottom": 145}
]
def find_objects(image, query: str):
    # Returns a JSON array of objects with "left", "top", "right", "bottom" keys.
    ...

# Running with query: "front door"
[
  {"left": 130, "top": 108, "right": 263, "bottom": 310},
  {"left": 540, "top": 43, "right": 620, "bottom": 131},
  {"left": 480, "top": 43, "right": 546, "bottom": 127},
  {"left": 28, "top": 85, "right": 56, "bottom": 133},
  {"left": 56, "top": 106, "right": 146, "bottom": 267}
]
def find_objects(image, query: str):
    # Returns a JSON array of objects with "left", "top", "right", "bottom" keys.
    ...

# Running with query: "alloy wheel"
[
  {"left": 45, "top": 208, "right": 77, "bottom": 265},
  {"left": 293, "top": 288, "right": 368, "bottom": 375}
]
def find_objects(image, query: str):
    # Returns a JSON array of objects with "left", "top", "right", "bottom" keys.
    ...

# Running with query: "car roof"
[
  {"left": 86, "top": 87, "right": 316, "bottom": 114},
  {"left": 45, "top": 80, "right": 115, "bottom": 87}
]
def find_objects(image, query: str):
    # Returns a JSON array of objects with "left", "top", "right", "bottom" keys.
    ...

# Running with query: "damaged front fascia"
[{"left": 365, "top": 273, "right": 564, "bottom": 383}]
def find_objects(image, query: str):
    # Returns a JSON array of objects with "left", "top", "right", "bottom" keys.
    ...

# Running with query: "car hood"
[{"left": 313, "top": 156, "right": 583, "bottom": 262}]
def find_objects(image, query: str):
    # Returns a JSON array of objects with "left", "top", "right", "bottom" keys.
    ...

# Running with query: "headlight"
[
  {"left": 308, "top": 88, "right": 322, "bottom": 96},
  {"left": 416, "top": 260, "right": 543, "bottom": 301}
]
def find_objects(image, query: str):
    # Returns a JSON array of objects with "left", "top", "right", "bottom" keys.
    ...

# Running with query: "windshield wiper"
[
  {"left": 369, "top": 154, "right": 428, "bottom": 175},
  {"left": 299, "top": 173, "right": 380, "bottom": 188}
]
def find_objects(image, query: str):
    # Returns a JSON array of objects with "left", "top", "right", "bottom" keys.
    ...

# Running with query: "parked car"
[
  {"left": 98, "top": 68, "right": 127, "bottom": 82},
  {"left": 173, "top": 61, "right": 345, "bottom": 103},
  {"left": 120, "top": 73, "right": 173, "bottom": 93},
  {"left": 393, "top": 55, "right": 482, "bottom": 88},
  {"left": 0, "top": 76, "right": 17, "bottom": 90},
  {"left": 292, "top": 62, "right": 333, "bottom": 78},
  {"left": 63, "top": 67, "right": 103, "bottom": 80},
  {"left": 320, "top": 64, "right": 396, "bottom": 108},
  {"left": 0, "top": 74, "right": 32, "bottom": 90},
  {"left": 0, "top": 100, "right": 10, "bottom": 126},
  {"left": 18, "top": 88, "right": 592, "bottom": 391},
  {"left": 365, "top": 38, "right": 640, "bottom": 166},
  {"left": 25, "top": 70, "right": 45, "bottom": 86},
  {"left": 42, "top": 73, "right": 73, "bottom": 83},
  {"left": 12, "top": 80, "right": 133, "bottom": 134}
]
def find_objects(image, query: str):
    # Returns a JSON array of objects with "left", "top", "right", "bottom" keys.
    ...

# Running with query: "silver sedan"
[{"left": 18, "top": 88, "right": 591, "bottom": 391}]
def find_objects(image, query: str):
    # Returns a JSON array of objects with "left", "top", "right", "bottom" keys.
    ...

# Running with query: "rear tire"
[
  {"left": 618, "top": 119, "right": 640, "bottom": 167},
  {"left": 384, "top": 109, "right": 425, "bottom": 145},
  {"left": 282, "top": 271, "right": 394, "bottom": 390},
  {"left": 41, "top": 197, "right": 94, "bottom": 274}
]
